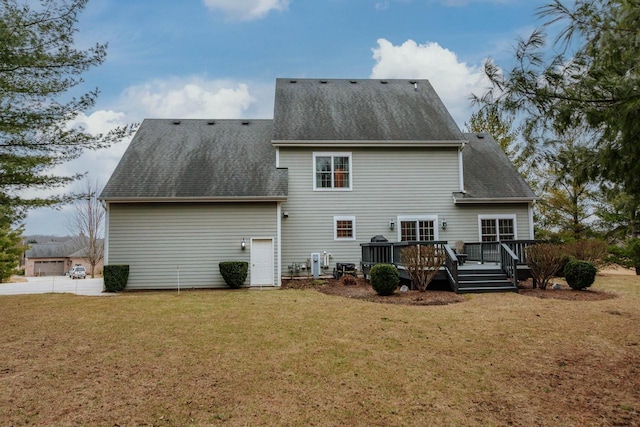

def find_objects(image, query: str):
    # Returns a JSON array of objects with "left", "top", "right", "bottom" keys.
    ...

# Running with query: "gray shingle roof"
[
  {"left": 272, "top": 78, "right": 466, "bottom": 143},
  {"left": 25, "top": 241, "right": 85, "bottom": 258},
  {"left": 457, "top": 133, "right": 536, "bottom": 202},
  {"left": 100, "top": 119, "right": 288, "bottom": 200}
]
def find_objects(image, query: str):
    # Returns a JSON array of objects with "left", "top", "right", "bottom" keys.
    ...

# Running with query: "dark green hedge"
[
  {"left": 564, "top": 260, "right": 597, "bottom": 290},
  {"left": 370, "top": 264, "right": 399, "bottom": 296},
  {"left": 104, "top": 265, "right": 129, "bottom": 292},
  {"left": 219, "top": 261, "right": 248, "bottom": 289}
]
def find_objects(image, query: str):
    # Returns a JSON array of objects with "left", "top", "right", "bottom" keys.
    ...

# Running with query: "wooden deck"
[{"left": 360, "top": 240, "right": 534, "bottom": 293}]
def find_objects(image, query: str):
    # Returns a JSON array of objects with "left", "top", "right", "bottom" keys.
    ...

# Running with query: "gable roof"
[
  {"left": 100, "top": 119, "right": 288, "bottom": 201},
  {"left": 25, "top": 241, "right": 85, "bottom": 259},
  {"left": 272, "top": 78, "right": 466, "bottom": 146},
  {"left": 455, "top": 133, "right": 536, "bottom": 203}
]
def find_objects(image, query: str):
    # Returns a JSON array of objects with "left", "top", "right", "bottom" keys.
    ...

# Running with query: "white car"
[{"left": 70, "top": 266, "right": 87, "bottom": 279}]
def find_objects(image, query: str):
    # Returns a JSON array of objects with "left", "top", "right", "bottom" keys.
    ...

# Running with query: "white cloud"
[
  {"left": 370, "top": 38, "right": 491, "bottom": 125},
  {"left": 202, "top": 0, "right": 290, "bottom": 21},
  {"left": 121, "top": 77, "right": 256, "bottom": 119}
]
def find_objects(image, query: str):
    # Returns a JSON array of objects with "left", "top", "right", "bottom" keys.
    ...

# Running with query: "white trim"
[
  {"left": 273, "top": 139, "right": 466, "bottom": 148},
  {"left": 477, "top": 214, "right": 518, "bottom": 241},
  {"left": 99, "top": 196, "right": 287, "bottom": 203},
  {"left": 103, "top": 202, "right": 110, "bottom": 265},
  {"left": 454, "top": 196, "right": 536, "bottom": 204},
  {"left": 397, "top": 215, "right": 439, "bottom": 241},
  {"left": 528, "top": 203, "right": 535, "bottom": 240},
  {"left": 313, "top": 152, "right": 353, "bottom": 191},
  {"left": 333, "top": 216, "right": 356, "bottom": 241},
  {"left": 250, "top": 237, "right": 275, "bottom": 287},
  {"left": 458, "top": 147, "right": 465, "bottom": 193},
  {"left": 275, "top": 146, "right": 280, "bottom": 168},
  {"left": 276, "top": 202, "right": 282, "bottom": 286}
]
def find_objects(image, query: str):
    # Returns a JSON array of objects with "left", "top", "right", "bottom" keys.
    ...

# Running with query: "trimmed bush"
[
  {"left": 564, "top": 260, "right": 597, "bottom": 290},
  {"left": 340, "top": 275, "right": 357, "bottom": 286},
  {"left": 219, "top": 261, "right": 248, "bottom": 289},
  {"left": 525, "top": 243, "right": 565, "bottom": 289},
  {"left": 370, "top": 264, "right": 399, "bottom": 296},
  {"left": 104, "top": 265, "right": 129, "bottom": 292}
]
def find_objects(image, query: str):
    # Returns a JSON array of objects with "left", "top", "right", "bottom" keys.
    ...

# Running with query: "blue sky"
[{"left": 24, "top": 0, "right": 548, "bottom": 235}]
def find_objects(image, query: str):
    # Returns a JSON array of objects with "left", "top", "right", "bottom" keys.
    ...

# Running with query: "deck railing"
[
  {"left": 361, "top": 241, "right": 458, "bottom": 290},
  {"left": 499, "top": 243, "right": 519, "bottom": 287}
]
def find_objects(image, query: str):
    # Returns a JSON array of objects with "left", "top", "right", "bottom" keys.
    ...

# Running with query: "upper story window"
[
  {"left": 478, "top": 215, "right": 516, "bottom": 241},
  {"left": 314, "top": 152, "right": 352, "bottom": 190},
  {"left": 398, "top": 215, "right": 438, "bottom": 241}
]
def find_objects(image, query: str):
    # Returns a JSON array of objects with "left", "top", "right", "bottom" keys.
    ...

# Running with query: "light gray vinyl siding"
[
  {"left": 279, "top": 147, "right": 463, "bottom": 271},
  {"left": 106, "top": 203, "right": 278, "bottom": 289},
  {"left": 451, "top": 204, "right": 532, "bottom": 242}
]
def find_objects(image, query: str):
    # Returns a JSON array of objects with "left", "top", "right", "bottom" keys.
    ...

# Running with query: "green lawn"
[{"left": 1, "top": 273, "right": 638, "bottom": 426}]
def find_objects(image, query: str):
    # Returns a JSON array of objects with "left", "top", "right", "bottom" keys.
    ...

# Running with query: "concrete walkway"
[{"left": 0, "top": 276, "right": 116, "bottom": 296}]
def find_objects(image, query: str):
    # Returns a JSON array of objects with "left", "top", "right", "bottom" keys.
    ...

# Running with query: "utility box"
[{"left": 311, "top": 252, "right": 321, "bottom": 278}]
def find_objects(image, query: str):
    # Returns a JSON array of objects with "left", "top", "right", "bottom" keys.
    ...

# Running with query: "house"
[
  {"left": 100, "top": 78, "right": 535, "bottom": 290},
  {"left": 24, "top": 240, "right": 104, "bottom": 277}
]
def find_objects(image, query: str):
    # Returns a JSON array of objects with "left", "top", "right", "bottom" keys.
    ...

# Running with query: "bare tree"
[
  {"left": 67, "top": 179, "right": 104, "bottom": 278},
  {"left": 400, "top": 244, "right": 445, "bottom": 292}
]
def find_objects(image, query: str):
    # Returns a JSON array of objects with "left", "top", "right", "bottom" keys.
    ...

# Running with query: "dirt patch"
[
  {"left": 517, "top": 279, "right": 616, "bottom": 301},
  {"left": 282, "top": 277, "right": 466, "bottom": 305}
]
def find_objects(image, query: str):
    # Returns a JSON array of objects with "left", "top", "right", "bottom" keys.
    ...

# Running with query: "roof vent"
[
  {"left": 380, "top": 80, "right": 388, "bottom": 84},
  {"left": 320, "top": 80, "right": 328, "bottom": 84},
  {"left": 172, "top": 120, "right": 181, "bottom": 125},
  {"left": 290, "top": 80, "right": 297, "bottom": 83},
  {"left": 242, "top": 121, "right": 250, "bottom": 125},
  {"left": 207, "top": 120, "right": 215, "bottom": 125},
  {"left": 350, "top": 80, "right": 357, "bottom": 84},
  {"left": 477, "top": 133, "right": 485, "bottom": 139}
]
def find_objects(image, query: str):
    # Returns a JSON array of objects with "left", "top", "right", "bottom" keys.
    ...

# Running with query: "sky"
[{"left": 23, "top": 0, "right": 549, "bottom": 236}]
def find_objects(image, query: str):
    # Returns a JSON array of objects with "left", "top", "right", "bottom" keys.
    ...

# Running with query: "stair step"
[
  {"left": 459, "top": 274, "right": 509, "bottom": 281},
  {"left": 456, "top": 285, "right": 518, "bottom": 294}
]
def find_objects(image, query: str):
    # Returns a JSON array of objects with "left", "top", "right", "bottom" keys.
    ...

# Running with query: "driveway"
[{"left": 0, "top": 276, "right": 115, "bottom": 296}]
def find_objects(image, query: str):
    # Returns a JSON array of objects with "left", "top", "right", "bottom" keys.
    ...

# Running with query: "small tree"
[
  {"left": 67, "top": 179, "right": 104, "bottom": 278},
  {"left": 525, "top": 243, "right": 565, "bottom": 289},
  {"left": 400, "top": 244, "right": 444, "bottom": 292}
]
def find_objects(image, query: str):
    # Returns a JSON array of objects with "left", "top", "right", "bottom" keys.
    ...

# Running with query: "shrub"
[
  {"left": 219, "top": 261, "right": 248, "bottom": 288},
  {"left": 400, "top": 244, "right": 444, "bottom": 291},
  {"left": 525, "top": 243, "right": 565, "bottom": 289},
  {"left": 369, "top": 264, "right": 399, "bottom": 296},
  {"left": 340, "top": 275, "right": 357, "bottom": 286},
  {"left": 104, "top": 265, "right": 129, "bottom": 292},
  {"left": 564, "top": 260, "right": 597, "bottom": 290},
  {"left": 564, "top": 239, "right": 608, "bottom": 267}
]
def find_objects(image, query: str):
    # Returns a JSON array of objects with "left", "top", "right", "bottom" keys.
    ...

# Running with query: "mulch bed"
[
  {"left": 517, "top": 279, "right": 616, "bottom": 301},
  {"left": 282, "top": 277, "right": 616, "bottom": 305},
  {"left": 282, "top": 277, "right": 466, "bottom": 306}
]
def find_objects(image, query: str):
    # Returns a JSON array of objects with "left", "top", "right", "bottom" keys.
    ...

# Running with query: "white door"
[{"left": 251, "top": 239, "right": 274, "bottom": 286}]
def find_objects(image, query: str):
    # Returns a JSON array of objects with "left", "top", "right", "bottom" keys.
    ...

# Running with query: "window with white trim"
[
  {"left": 478, "top": 215, "right": 516, "bottom": 241},
  {"left": 398, "top": 216, "right": 437, "bottom": 241},
  {"left": 314, "top": 153, "right": 351, "bottom": 190},
  {"left": 334, "top": 216, "right": 356, "bottom": 241}
]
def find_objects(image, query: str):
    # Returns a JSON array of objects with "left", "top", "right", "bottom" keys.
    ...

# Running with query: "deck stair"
[{"left": 456, "top": 268, "right": 518, "bottom": 293}]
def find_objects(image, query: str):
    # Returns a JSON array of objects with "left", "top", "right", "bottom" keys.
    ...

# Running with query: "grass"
[{"left": 1, "top": 272, "right": 639, "bottom": 426}]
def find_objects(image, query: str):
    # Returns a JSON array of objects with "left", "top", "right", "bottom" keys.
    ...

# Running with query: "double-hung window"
[
  {"left": 478, "top": 215, "right": 516, "bottom": 241},
  {"left": 334, "top": 216, "right": 356, "bottom": 241},
  {"left": 314, "top": 153, "right": 351, "bottom": 190},
  {"left": 398, "top": 216, "right": 437, "bottom": 241}
]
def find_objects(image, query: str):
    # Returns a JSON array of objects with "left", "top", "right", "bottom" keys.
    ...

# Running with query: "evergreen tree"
[
  {"left": 0, "top": 0, "right": 134, "bottom": 216},
  {"left": 0, "top": 206, "right": 24, "bottom": 282},
  {"left": 479, "top": 0, "right": 640, "bottom": 199}
]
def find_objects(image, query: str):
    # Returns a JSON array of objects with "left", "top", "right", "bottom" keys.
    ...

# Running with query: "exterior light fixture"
[
  {"left": 389, "top": 220, "right": 396, "bottom": 230},
  {"left": 241, "top": 238, "right": 246, "bottom": 250},
  {"left": 441, "top": 219, "right": 447, "bottom": 230}
]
